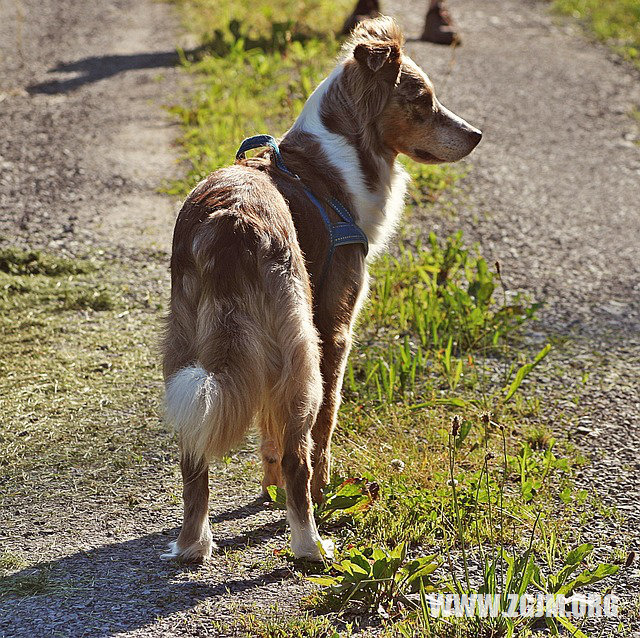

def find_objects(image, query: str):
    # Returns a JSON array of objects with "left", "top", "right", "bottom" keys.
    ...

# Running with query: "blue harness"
[{"left": 236, "top": 135, "right": 368, "bottom": 286}]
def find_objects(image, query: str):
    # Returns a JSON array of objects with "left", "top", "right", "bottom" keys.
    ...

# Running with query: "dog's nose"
[{"left": 470, "top": 128, "right": 482, "bottom": 147}]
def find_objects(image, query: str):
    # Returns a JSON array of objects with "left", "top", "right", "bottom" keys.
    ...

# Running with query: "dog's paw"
[
  {"left": 160, "top": 538, "right": 217, "bottom": 563},
  {"left": 291, "top": 536, "right": 334, "bottom": 562},
  {"left": 318, "top": 537, "right": 335, "bottom": 561}
]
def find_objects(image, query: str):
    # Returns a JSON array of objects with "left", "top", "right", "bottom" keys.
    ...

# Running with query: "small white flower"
[{"left": 390, "top": 459, "right": 405, "bottom": 472}]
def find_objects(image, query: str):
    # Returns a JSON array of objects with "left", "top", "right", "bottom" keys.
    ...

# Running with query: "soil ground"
[{"left": 0, "top": 0, "right": 638, "bottom": 636}]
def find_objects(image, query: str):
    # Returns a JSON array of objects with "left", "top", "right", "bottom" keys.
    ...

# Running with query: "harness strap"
[
  {"left": 236, "top": 134, "right": 298, "bottom": 179},
  {"left": 236, "top": 134, "right": 369, "bottom": 287}
]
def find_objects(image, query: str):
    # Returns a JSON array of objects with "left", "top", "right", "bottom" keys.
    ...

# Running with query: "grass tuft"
[
  {"left": 523, "top": 424, "right": 554, "bottom": 451},
  {"left": 61, "top": 288, "right": 116, "bottom": 311},
  {"left": 235, "top": 612, "right": 345, "bottom": 638},
  {"left": 0, "top": 568, "right": 53, "bottom": 599},
  {"left": 0, "top": 247, "right": 94, "bottom": 277},
  {"left": 0, "top": 550, "right": 27, "bottom": 572}
]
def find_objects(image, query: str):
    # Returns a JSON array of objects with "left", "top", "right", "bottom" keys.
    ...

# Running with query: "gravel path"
[
  {"left": 1, "top": 0, "right": 638, "bottom": 636},
  {"left": 0, "top": 0, "right": 185, "bottom": 254}
]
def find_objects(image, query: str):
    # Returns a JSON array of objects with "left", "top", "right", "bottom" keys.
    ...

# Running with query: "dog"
[{"left": 162, "top": 16, "right": 481, "bottom": 563}]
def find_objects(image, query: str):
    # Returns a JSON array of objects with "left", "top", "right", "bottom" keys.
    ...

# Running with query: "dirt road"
[{"left": 1, "top": 0, "right": 638, "bottom": 635}]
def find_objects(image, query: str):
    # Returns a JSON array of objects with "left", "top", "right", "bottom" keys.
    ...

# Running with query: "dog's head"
[{"left": 343, "top": 16, "right": 481, "bottom": 163}]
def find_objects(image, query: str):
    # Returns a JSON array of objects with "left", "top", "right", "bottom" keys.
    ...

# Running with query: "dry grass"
[{"left": 0, "top": 249, "right": 176, "bottom": 525}]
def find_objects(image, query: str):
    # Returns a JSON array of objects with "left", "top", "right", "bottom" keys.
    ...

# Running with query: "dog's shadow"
[{"left": 0, "top": 498, "right": 293, "bottom": 637}]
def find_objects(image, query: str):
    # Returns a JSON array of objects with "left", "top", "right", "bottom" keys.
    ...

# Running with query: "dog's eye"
[
  {"left": 410, "top": 104, "right": 427, "bottom": 123},
  {"left": 407, "top": 92, "right": 433, "bottom": 123},
  {"left": 398, "top": 72, "right": 434, "bottom": 114}
]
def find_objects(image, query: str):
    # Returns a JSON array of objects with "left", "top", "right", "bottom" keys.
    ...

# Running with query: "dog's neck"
[{"left": 284, "top": 66, "right": 408, "bottom": 256}]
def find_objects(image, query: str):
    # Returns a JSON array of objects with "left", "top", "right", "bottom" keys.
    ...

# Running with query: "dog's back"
[{"left": 164, "top": 163, "right": 321, "bottom": 460}]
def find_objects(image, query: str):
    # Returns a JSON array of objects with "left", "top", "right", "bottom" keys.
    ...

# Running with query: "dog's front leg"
[{"left": 310, "top": 327, "right": 352, "bottom": 502}]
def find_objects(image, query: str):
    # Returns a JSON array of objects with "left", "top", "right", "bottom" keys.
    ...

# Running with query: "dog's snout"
[
  {"left": 469, "top": 128, "right": 482, "bottom": 147},
  {"left": 437, "top": 102, "right": 482, "bottom": 147}
]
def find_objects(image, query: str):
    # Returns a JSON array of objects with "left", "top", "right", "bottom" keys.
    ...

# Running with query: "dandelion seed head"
[{"left": 390, "top": 459, "right": 405, "bottom": 472}]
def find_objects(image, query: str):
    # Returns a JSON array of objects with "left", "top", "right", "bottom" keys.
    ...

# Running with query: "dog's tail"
[{"left": 165, "top": 362, "right": 256, "bottom": 462}]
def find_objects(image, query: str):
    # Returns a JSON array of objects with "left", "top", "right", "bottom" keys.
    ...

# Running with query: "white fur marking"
[
  {"left": 160, "top": 535, "right": 217, "bottom": 562},
  {"left": 288, "top": 508, "right": 334, "bottom": 561},
  {"left": 289, "top": 66, "right": 409, "bottom": 255},
  {"left": 165, "top": 365, "right": 220, "bottom": 459},
  {"left": 165, "top": 366, "right": 215, "bottom": 429},
  {"left": 160, "top": 540, "right": 181, "bottom": 561}
]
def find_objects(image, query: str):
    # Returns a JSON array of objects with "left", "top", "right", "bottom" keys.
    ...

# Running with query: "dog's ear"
[
  {"left": 353, "top": 42, "right": 401, "bottom": 82},
  {"left": 354, "top": 43, "right": 391, "bottom": 72}
]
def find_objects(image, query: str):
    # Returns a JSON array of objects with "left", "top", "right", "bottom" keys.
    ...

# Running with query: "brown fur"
[{"left": 162, "top": 16, "right": 481, "bottom": 562}]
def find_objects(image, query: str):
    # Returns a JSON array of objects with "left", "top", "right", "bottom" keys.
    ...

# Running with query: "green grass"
[
  {"left": 0, "top": 550, "right": 27, "bottom": 572},
  {"left": 369, "top": 234, "right": 510, "bottom": 349},
  {"left": 165, "top": 0, "right": 348, "bottom": 195},
  {"left": 170, "top": 0, "right": 351, "bottom": 44},
  {"left": 308, "top": 235, "right": 592, "bottom": 558},
  {"left": 0, "top": 549, "right": 71, "bottom": 600},
  {"left": 0, "top": 247, "right": 95, "bottom": 276},
  {"left": 553, "top": 0, "right": 640, "bottom": 67},
  {"left": 0, "top": 562, "right": 80, "bottom": 600},
  {"left": 234, "top": 612, "right": 349, "bottom": 638},
  {"left": 261, "top": 228, "right": 622, "bottom": 636},
  {"left": 166, "top": 0, "right": 458, "bottom": 201}
]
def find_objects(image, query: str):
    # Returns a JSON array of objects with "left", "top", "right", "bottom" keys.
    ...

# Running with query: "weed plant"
[
  {"left": 306, "top": 417, "right": 627, "bottom": 637},
  {"left": 347, "top": 232, "right": 541, "bottom": 404}
]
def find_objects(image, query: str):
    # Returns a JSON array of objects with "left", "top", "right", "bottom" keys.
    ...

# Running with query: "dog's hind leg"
[
  {"left": 261, "top": 366, "right": 332, "bottom": 560},
  {"left": 163, "top": 298, "right": 267, "bottom": 562},
  {"left": 261, "top": 255, "right": 334, "bottom": 561},
  {"left": 162, "top": 451, "right": 215, "bottom": 562},
  {"left": 269, "top": 315, "right": 333, "bottom": 561},
  {"left": 162, "top": 272, "right": 216, "bottom": 562},
  {"left": 260, "top": 419, "right": 284, "bottom": 497}
]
